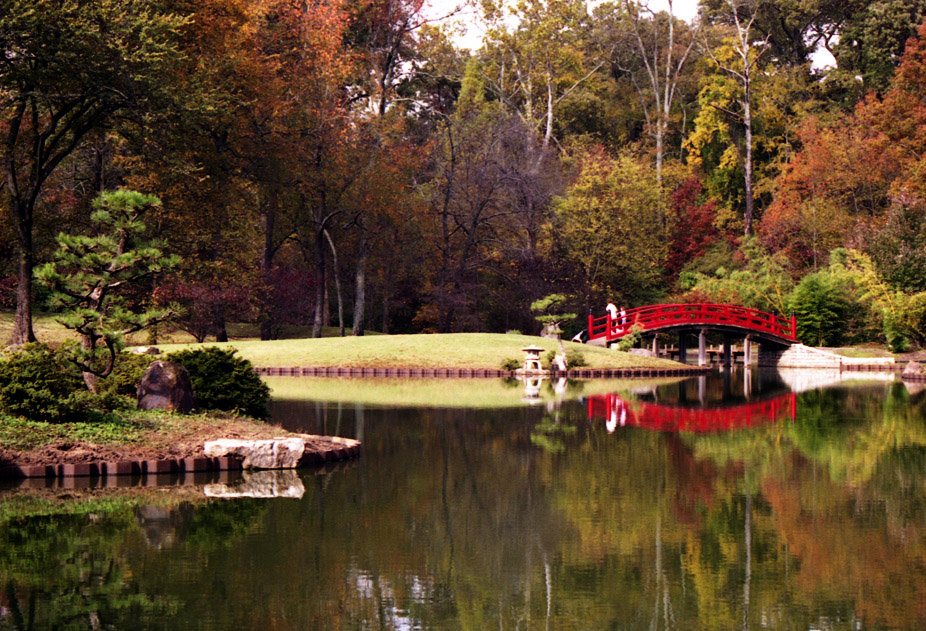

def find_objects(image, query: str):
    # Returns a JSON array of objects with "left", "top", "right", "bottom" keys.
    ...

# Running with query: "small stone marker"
[{"left": 137, "top": 360, "right": 195, "bottom": 413}]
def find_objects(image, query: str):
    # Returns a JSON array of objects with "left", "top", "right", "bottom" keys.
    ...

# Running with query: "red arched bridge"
[{"left": 588, "top": 303, "right": 797, "bottom": 346}]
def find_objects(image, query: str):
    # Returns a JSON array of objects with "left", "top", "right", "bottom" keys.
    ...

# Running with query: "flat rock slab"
[
  {"left": 204, "top": 434, "right": 361, "bottom": 470},
  {"left": 204, "top": 437, "right": 306, "bottom": 469}
]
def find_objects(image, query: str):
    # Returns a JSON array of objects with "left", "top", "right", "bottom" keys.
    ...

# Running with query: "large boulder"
[
  {"left": 204, "top": 437, "right": 306, "bottom": 469},
  {"left": 903, "top": 361, "right": 924, "bottom": 378},
  {"left": 137, "top": 360, "right": 195, "bottom": 413}
]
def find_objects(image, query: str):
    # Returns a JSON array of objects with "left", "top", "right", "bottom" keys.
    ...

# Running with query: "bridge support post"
[
  {"left": 743, "top": 335, "right": 753, "bottom": 366},
  {"left": 722, "top": 335, "right": 732, "bottom": 368},
  {"left": 651, "top": 334, "right": 658, "bottom": 356},
  {"left": 678, "top": 333, "right": 687, "bottom": 364},
  {"left": 698, "top": 329, "right": 707, "bottom": 366}
]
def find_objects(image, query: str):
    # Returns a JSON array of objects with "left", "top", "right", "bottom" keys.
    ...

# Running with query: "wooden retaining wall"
[
  {"left": 256, "top": 366, "right": 711, "bottom": 378},
  {"left": 0, "top": 442, "right": 361, "bottom": 480}
]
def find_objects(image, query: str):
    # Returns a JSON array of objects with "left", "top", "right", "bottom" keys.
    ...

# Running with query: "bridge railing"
[{"left": 588, "top": 303, "right": 797, "bottom": 343}]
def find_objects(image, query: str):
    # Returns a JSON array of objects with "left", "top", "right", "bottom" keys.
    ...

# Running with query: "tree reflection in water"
[{"left": 0, "top": 372, "right": 924, "bottom": 630}]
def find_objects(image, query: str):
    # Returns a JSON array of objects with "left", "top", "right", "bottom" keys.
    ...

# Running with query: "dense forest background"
[{"left": 2, "top": 0, "right": 926, "bottom": 348}]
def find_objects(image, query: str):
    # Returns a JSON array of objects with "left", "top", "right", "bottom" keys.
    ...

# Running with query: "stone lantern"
[{"left": 521, "top": 345, "right": 545, "bottom": 372}]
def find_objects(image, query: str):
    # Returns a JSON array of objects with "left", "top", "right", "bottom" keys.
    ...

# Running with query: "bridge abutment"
[{"left": 757, "top": 343, "right": 842, "bottom": 368}]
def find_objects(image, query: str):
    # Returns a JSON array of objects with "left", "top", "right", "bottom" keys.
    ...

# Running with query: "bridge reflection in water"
[{"left": 587, "top": 389, "right": 798, "bottom": 433}]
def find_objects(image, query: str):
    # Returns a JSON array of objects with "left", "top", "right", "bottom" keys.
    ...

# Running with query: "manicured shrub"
[
  {"left": 501, "top": 357, "right": 521, "bottom": 371},
  {"left": 0, "top": 344, "right": 88, "bottom": 422},
  {"left": 97, "top": 352, "right": 156, "bottom": 397},
  {"left": 565, "top": 349, "right": 587, "bottom": 367},
  {"left": 167, "top": 347, "right": 270, "bottom": 419},
  {"left": 543, "top": 349, "right": 587, "bottom": 368}
]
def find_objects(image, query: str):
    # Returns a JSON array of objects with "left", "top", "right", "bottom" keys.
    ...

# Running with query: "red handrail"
[{"left": 587, "top": 303, "right": 796, "bottom": 343}]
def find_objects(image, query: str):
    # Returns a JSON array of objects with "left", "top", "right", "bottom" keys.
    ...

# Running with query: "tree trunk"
[
  {"left": 10, "top": 197, "right": 36, "bottom": 345},
  {"left": 312, "top": 227, "right": 326, "bottom": 338},
  {"left": 81, "top": 334, "right": 100, "bottom": 394},
  {"left": 743, "top": 92, "right": 755, "bottom": 236},
  {"left": 11, "top": 244, "right": 36, "bottom": 345},
  {"left": 324, "top": 229, "right": 345, "bottom": 337},
  {"left": 352, "top": 222, "right": 368, "bottom": 336},
  {"left": 382, "top": 289, "right": 390, "bottom": 334},
  {"left": 260, "top": 187, "right": 278, "bottom": 341},
  {"left": 214, "top": 314, "right": 229, "bottom": 342}
]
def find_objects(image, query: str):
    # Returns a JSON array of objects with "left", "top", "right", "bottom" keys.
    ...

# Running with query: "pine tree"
[{"left": 35, "top": 190, "right": 179, "bottom": 392}]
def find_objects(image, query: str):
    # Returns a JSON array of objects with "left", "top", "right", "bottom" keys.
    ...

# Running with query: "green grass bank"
[{"left": 151, "top": 332, "right": 682, "bottom": 370}]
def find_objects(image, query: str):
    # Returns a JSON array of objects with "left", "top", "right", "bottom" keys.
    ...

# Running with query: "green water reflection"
[{"left": 1, "top": 371, "right": 925, "bottom": 630}]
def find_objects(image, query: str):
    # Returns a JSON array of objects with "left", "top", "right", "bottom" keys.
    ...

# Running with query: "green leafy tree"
[
  {"left": 594, "top": 0, "right": 698, "bottom": 200},
  {"left": 683, "top": 237, "right": 793, "bottom": 313},
  {"left": 787, "top": 271, "right": 852, "bottom": 346},
  {"left": 549, "top": 148, "right": 666, "bottom": 311},
  {"left": 831, "top": 0, "right": 926, "bottom": 97},
  {"left": 903, "top": 292, "right": 926, "bottom": 346},
  {"left": 35, "top": 190, "right": 178, "bottom": 392},
  {"left": 829, "top": 248, "right": 911, "bottom": 350},
  {"left": 0, "top": 0, "right": 188, "bottom": 345},
  {"left": 478, "top": 0, "right": 604, "bottom": 157},
  {"left": 687, "top": 9, "right": 775, "bottom": 237},
  {"left": 865, "top": 194, "right": 926, "bottom": 294}
]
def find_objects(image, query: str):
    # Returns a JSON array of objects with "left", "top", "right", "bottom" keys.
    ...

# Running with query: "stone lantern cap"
[{"left": 520, "top": 345, "right": 545, "bottom": 357}]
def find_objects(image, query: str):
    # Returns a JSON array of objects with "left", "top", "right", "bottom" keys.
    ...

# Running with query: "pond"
[{"left": 1, "top": 368, "right": 925, "bottom": 630}]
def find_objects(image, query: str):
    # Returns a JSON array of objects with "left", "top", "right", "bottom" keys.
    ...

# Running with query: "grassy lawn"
[
  {"left": 0, "top": 408, "right": 284, "bottom": 453},
  {"left": 823, "top": 345, "right": 895, "bottom": 358},
  {"left": 151, "top": 332, "right": 684, "bottom": 370},
  {"left": 0, "top": 312, "right": 372, "bottom": 347},
  {"left": 266, "top": 375, "right": 683, "bottom": 408},
  {"left": 0, "top": 312, "right": 681, "bottom": 370}
]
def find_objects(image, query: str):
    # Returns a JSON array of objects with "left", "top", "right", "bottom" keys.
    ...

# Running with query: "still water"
[{"left": 2, "top": 369, "right": 925, "bottom": 630}]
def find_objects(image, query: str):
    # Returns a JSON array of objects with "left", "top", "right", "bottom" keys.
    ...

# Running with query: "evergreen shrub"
[
  {"left": 0, "top": 344, "right": 96, "bottom": 422},
  {"left": 167, "top": 347, "right": 270, "bottom": 419},
  {"left": 544, "top": 349, "right": 587, "bottom": 367},
  {"left": 788, "top": 273, "right": 852, "bottom": 347},
  {"left": 97, "top": 352, "right": 156, "bottom": 397}
]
